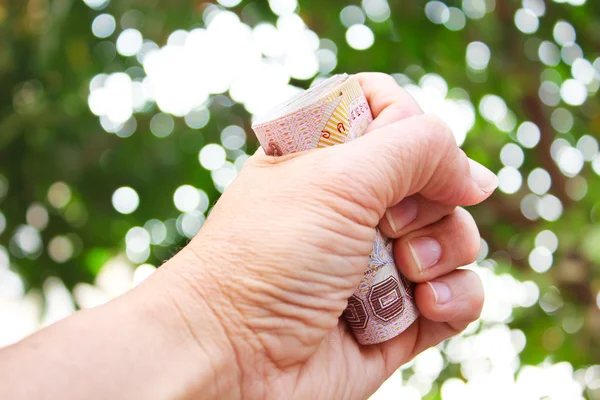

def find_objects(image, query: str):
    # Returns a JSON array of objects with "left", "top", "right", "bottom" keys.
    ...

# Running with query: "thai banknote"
[{"left": 252, "top": 74, "right": 418, "bottom": 345}]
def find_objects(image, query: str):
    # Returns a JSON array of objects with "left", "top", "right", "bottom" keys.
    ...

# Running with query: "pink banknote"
[{"left": 252, "top": 74, "right": 418, "bottom": 345}]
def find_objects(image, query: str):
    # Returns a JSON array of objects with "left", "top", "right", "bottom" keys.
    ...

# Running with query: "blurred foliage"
[{"left": 1, "top": 0, "right": 600, "bottom": 397}]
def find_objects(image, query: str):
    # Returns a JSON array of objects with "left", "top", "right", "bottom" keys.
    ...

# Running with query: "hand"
[{"left": 158, "top": 73, "right": 498, "bottom": 399}]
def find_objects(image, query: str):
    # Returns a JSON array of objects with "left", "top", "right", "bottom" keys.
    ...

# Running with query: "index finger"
[{"left": 356, "top": 72, "right": 423, "bottom": 133}]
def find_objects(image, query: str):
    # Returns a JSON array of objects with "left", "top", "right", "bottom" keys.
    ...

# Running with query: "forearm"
[{"left": 0, "top": 253, "right": 240, "bottom": 400}]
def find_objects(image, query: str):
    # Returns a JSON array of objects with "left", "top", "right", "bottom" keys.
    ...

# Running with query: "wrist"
[{"left": 133, "top": 249, "right": 247, "bottom": 400}]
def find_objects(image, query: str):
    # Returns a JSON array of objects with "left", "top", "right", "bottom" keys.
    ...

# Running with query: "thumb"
[{"left": 326, "top": 113, "right": 497, "bottom": 215}]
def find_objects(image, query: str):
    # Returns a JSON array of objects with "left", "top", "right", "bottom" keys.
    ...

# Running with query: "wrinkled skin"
[{"left": 161, "top": 73, "right": 498, "bottom": 399}]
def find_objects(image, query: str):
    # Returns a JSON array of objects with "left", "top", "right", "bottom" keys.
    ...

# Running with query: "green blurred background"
[{"left": 1, "top": 0, "right": 599, "bottom": 398}]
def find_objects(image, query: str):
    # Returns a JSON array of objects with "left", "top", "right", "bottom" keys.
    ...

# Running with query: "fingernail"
[
  {"left": 408, "top": 237, "right": 442, "bottom": 271},
  {"left": 385, "top": 197, "right": 418, "bottom": 233},
  {"left": 428, "top": 281, "right": 452, "bottom": 304},
  {"left": 468, "top": 159, "right": 498, "bottom": 194}
]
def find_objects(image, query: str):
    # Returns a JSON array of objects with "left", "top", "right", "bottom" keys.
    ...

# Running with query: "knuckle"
[
  {"left": 368, "top": 72, "right": 398, "bottom": 85},
  {"left": 421, "top": 113, "right": 452, "bottom": 138},
  {"left": 418, "top": 114, "right": 457, "bottom": 158}
]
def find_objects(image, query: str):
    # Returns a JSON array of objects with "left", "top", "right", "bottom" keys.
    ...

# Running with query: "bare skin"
[{"left": 0, "top": 73, "right": 497, "bottom": 400}]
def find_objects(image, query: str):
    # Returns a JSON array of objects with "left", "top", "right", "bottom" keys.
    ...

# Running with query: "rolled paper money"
[{"left": 252, "top": 74, "right": 418, "bottom": 345}]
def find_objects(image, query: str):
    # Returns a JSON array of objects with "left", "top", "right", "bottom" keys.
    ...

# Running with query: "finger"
[
  {"left": 357, "top": 73, "right": 422, "bottom": 118},
  {"left": 324, "top": 114, "right": 498, "bottom": 222},
  {"left": 378, "top": 195, "right": 456, "bottom": 239},
  {"left": 393, "top": 208, "right": 480, "bottom": 282},
  {"left": 356, "top": 73, "right": 422, "bottom": 133},
  {"left": 375, "top": 269, "right": 483, "bottom": 374},
  {"left": 415, "top": 269, "right": 484, "bottom": 324}
]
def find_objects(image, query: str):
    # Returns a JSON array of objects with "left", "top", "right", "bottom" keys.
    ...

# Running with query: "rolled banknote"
[{"left": 251, "top": 74, "right": 418, "bottom": 345}]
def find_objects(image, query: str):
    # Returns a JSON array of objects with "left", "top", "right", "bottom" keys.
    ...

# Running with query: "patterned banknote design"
[{"left": 252, "top": 74, "right": 418, "bottom": 345}]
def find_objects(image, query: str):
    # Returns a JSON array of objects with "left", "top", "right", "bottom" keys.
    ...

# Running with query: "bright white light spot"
[
  {"left": 221, "top": 125, "right": 246, "bottom": 150},
  {"left": 551, "top": 139, "right": 571, "bottom": 162},
  {"left": 425, "top": 1, "right": 449, "bottom": 24},
  {"left": 528, "top": 168, "right": 552, "bottom": 195},
  {"left": 150, "top": 113, "right": 175, "bottom": 137},
  {"left": 253, "top": 23, "right": 284, "bottom": 57},
  {"left": 517, "top": 121, "right": 541, "bottom": 148},
  {"left": 211, "top": 161, "right": 238, "bottom": 192},
  {"left": 529, "top": 247, "right": 553, "bottom": 273},
  {"left": 112, "top": 187, "right": 139, "bottom": 214},
  {"left": 523, "top": 0, "right": 545, "bottom": 16},
  {"left": 538, "top": 41, "right": 560, "bottom": 66},
  {"left": 537, "top": 194, "right": 563, "bottom": 221},
  {"left": 116, "top": 29, "right": 143, "bottom": 57},
  {"left": 577, "top": 135, "right": 599, "bottom": 161},
  {"left": 173, "top": 185, "right": 201, "bottom": 213},
  {"left": 514, "top": 8, "right": 539, "bottom": 34},
  {"left": 562, "top": 43, "right": 583, "bottom": 65},
  {"left": 521, "top": 193, "right": 540, "bottom": 221},
  {"left": 462, "top": 0, "right": 487, "bottom": 19},
  {"left": 560, "top": 79, "right": 587, "bottom": 106},
  {"left": 414, "top": 348, "right": 444, "bottom": 379},
  {"left": 500, "top": 143, "right": 525, "bottom": 168},
  {"left": 167, "top": 30, "right": 188, "bottom": 47},
  {"left": 521, "top": 281, "right": 540, "bottom": 307},
  {"left": 551, "top": 108, "right": 573, "bottom": 133},
  {"left": 441, "top": 379, "right": 467, "bottom": 400},
  {"left": 497, "top": 110, "right": 517, "bottom": 133},
  {"left": 88, "top": 72, "right": 133, "bottom": 125},
  {"left": 340, "top": 5, "right": 366, "bottom": 27},
  {"left": 14, "top": 225, "right": 42, "bottom": 255},
  {"left": 479, "top": 94, "right": 507, "bottom": 123},
  {"left": 536, "top": 230, "right": 559, "bottom": 253},
  {"left": 317, "top": 48, "right": 337, "bottom": 74},
  {"left": 185, "top": 108, "right": 210, "bottom": 130},
  {"left": 553, "top": 20, "right": 576, "bottom": 46},
  {"left": 566, "top": 176, "right": 587, "bottom": 201},
  {"left": 571, "top": 58, "right": 596, "bottom": 84},
  {"left": 539, "top": 81, "right": 561, "bottom": 106},
  {"left": 557, "top": 147, "right": 584, "bottom": 177},
  {"left": 269, "top": 0, "right": 297, "bottom": 16},
  {"left": 284, "top": 51, "right": 319, "bottom": 80},
  {"left": 466, "top": 41, "right": 491, "bottom": 70},
  {"left": 92, "top": 14, "right": 116, "bottom": 39},
  {"left": 498, "top": 167, "right": 522, "bottom": 194},
  {"left": 26, "top": 203, "right": 49, "bottom": 231},
  {"left": 126, "top": 227, "right": 151, "bottom": 253},
  {"left": 47, "top": 182, "right": 71, "bottom": 209},
  {"left": 444, "top": 7, "right": 466, "bottom": 31},
  {"left": 199, "top": 144, "right": 227, "bottom": 171},
  {"left": 144, "top": 219, "right": 167, "bottom": 245},
  {"left": 593, "top": 155, "right": 600, "bottom": 175},
  {"left": 133, "top": 264, "right": 156, "bottom": 286},
  {"left": 346, "top": 24, "right": 375, "bottom": 51},
  {"left": 362, "top": 0, "right": 391, "bottom": 23},
  {"left": 419, "top": 73, "right": 448, "bottom": 97},
  {"left": 83, "top": 0, "right": 109, "bottom": 10},
  {"left": 217, "top": 0, "right": 242, "bottom": 7},
  {"left": 48, "top": 236, "right": 74, "bottom": 263},
  {"left": 179, "top": 212, "right": 205, "bottom": 238}
]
